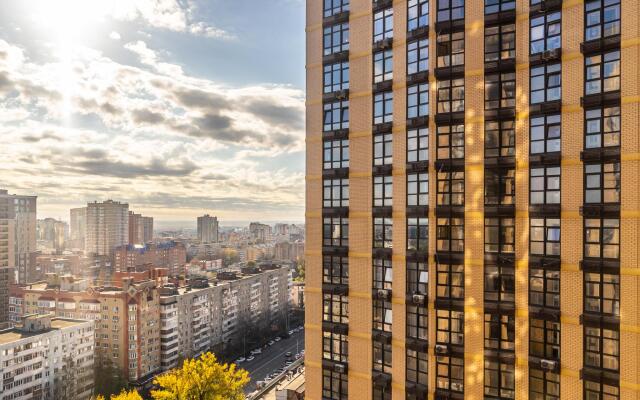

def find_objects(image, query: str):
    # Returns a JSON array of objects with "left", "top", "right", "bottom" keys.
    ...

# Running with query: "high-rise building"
[
  {"left": 306, "top": 1, "right": 639, "bottom": 399},
  {"left": 0, "top": 193, "right": 14, "bottom": 324},
  {"left": 0, "top": 190, "right": 37, "bottom": 284},
  {"left": 85, "top": 200, "right": 129, "bottom": 256},
  {"left": 249, "top": 222, "right": 272, "bottom": 243},
  {"left": 37, "top": 217, "right": 68, "bottom": 253},
  {"left": 197, "top": 214, "right": 219, "bottom": 243},
  {"left": 113, "top": 241, "right": 187, "bottom": 275},
  {"left": 129, "top": 211, "right": 154, "bottom": 245},
  {"left": 69, "top": 207, "right": 87, "bottom": 250}
]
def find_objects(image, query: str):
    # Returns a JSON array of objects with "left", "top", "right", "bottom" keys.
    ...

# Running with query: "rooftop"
[{"left": 0, "top": 318, "right": 90, "bottom": 345}]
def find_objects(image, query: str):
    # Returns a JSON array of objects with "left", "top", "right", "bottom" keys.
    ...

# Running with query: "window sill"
[
  {"left": 407, "top": 25, "right": 429, "bottom": 42},
  {"left": 322, "top": 207, "right": 349, "bottom": 218},
  {"left": 529, "top": 0, "right": 562, "bottom": 15},
  {"left": 581, "top": 91, "right": 620, "bottom": 108},
  {"left": 580, "top": 367, "right": 620, "bottom": 387},
  {"left": 322, "top": 89, "right": 349, "bottom": 102},
  {"left": 485, "top": 57, "right": 516, "bottom": 74},
  {"left": 321, "top": 320, "right": 349, "bottom": 335},
  {"left": 529, "top": 48, "right": 561, "bottom": 66},
  {"left": 322, "top": 128, "right": 349, "bottom": 141},
  {"left": 580, "top": 204, "right": 620, "bottom": 218},
  {"left": 435, "top": 19, "right": 465, "bottom": 34},
  {"left": 322, "top": 283, "right": 349, "bottom": 296},
  {"left": 528, "top": 203, "right": 561, "bottom": 217},
  {"left": 580, "top": 147, "right": 620, "bottom": 163},
  {"left": 580, "top": 35, "right": 621, "bottom": 56},
  {"left": 484, "top": 9, "right": 516, "bottom": 26},
  {"left": 322, "top": 50, "right": 349, "bottom": 65},
  {"left": 322, "top": 10, "right": 349, "bottom": 27}
]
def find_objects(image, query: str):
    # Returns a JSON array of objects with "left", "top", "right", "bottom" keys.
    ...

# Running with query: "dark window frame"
[
  {"left": 374, "top": 49, "right": 393, "bottom": 83},
  {"left": 374, "top": 175, "right": 393, "bottom": 207},
  {"left": 436, "top": 31, "right": 465, "bottom": 68},
  {"left": 406, "top": 348, "right": 429, "bottom": 386},
  {"left": 324, "top": 0, "right": 350, "bottom": 17},
  {"left": 407, "top": 38, "right": 429, "bottom": 76},
  {"left": 529, "top": 369, "right": 560, "bottom": 400},
  {"left": 323, "top": 331, "right": 349, "bottom": 362},
  {"left": 323, "top": 100, "right": 350, "bottom": 132},
  {"left": 484, "top": 217, "right": 515, "bottom": 254},
  {"left": 529, "top": 266, "right": 560, "bottom": 309},
  {"left": 485, "top": 264, "right": 515, "bottom": 303},
  {"left": 324, "top": 139, "right": 350, "bottom": 169},
  {"left": 530, "top": 114, "right": 561, "bottom": 154},
  {"left": 408, "top": 218, "right": 429, "bottom": 252},
  {"left": 436, "top": 124, "right": 465, "bottom": 159},
  {"left": 374, "top": 91, "right": 394, "bottom": 124},
  {"left": 373, "top": 8, "right": 394, "bottom": 43},
  {"left": 530, "top": 166, "right": 561, "bottom": 205},
  {"left": 584, "top": 218, "right": 620, "bottom": 260},
  {"left": 406, "top": 304, "right": 429, "bottom": 341},
  {"left": 530, "top": 11, "right": 561, "bottom": 55},
  {"left": 437, "top": 78, "right": 465, "bottom": 113},
  {"left": 436, "top": 356, "right": 464, "bottom": 393},
  {"left": 436, "top": 309, "right": 464, "bottom": 345},
  {"left": 324, "top": 178, "right": 350, "bottom": 208},
  {"left": 436, "top": 263, "right": 464, "bottom": 300},
  {"left": 485, "top": 0, "right": 515, "bottom": 14},
  {"left": 324, "top": 61, "right": 350, "bottom": 93},
  {"left": 530, "top": 63, "right": 561, "bottom": 104},
  {"left": 323, "top": 23, "right": 350, "bottom": 56},
  {"left": 585, "top": 106, "right": 621, "bottom": 149},
  {"left": 323, "top": 217, "right": 349, "bottom": 247},
  {"left": 584, "top": 271, "right": 620, "bottom": 316},
  {"left": 437, "top": 0, "right": 465, "bottom": 22},
  {"left": 374, "top": 217, "right": 393, "bottom": 248},
  {"left": 484, "top": 23, "right": 516, "bottom": 62},
  {"left": 437, "top": 171, "right": 465, "bottom": 206},
  {"left": 374, "top": 133, "right": 393, "bottom": 166},
  {"left": 408, "top": 0, "right": 429, "bottom": 31},
  {"left": 436, "top": 217, "right": 464, "bottom": 252},
  {"left": 585, "top": 50, "right": 621, "bottom": 95},
  {"left": 323, "top": 368, "right": 348, "bottom": 400},
  {"left": 485, "top": 168, "right": 515, "bottom": 205},
  {"left": 373, "top": 299, "right": 393, "bottom": 332},
  {"left": 484, "top": 313, "right": 516, "bottom": 351},
  {"left": 584, "top": 380, "right": 620, "bottom": 400},
  {"left": 584, "top": 162, "right": 620, "bottom": 204},
  {"left": 584, "top": 326, "right": 620, "bottom": 371},
  {"left": 407, "top": 127, "right": 429, "bottom": 163},
  {"left": 408, "top": 83, "right": 429, "bottom": 119},
  {"left": 323, "top": 255, "right": 349, "bottom": 285},
  {"left": 323, "top": 293, "right": 349, "bottom": 324},
  {"left": 584, "top": 0, "right": 621, "bottom": 42},
  {"left": 407, "top": 172, "right": 429, "bottom": 206},
  {"left": 373, "top": 258, "right": 393, "bottom": 290},
  {"left": 485, "top": 72, "right": 516, "bottom": 110},
  {"left": 484, "top": 360, "right": 515, "bottom": 399},
  {"left": 530, "top": 218, "right": 561, "bottom": 257},
  {"left": 407, "top": 261, "right": 429, "bottom": 295},
  {"left": 529, "top": 318, "right": 560, "bottom": 359}
]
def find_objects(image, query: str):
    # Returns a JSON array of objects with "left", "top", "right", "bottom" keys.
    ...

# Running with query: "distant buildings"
[
  {"left": 85, "top": 200, "right": 129, "bottom": 256},
  {"left": 37, "top": 217, "right": 68, "bottom": 253},
  {"left": 128, "top": 211, "right": 153, "bottom": 245},
  {"left": 0, "top": 314, "right": 94, "bottom": 400},
  {"left": 0, "top": 193, "right": 13, "bottom": 324},
  {"left": 274, "top": 241, "right": 305, "bottom": 262},
  {"left": 197, "top": 214, "right": 219, "bottom": 243},
  {"left": 0, "top": 190, "right": 37, "bottom": 285},
  {"left": 113, "top": 241, "right": 187, "bottom": 275},
  {"left": 249, "top": 222, "right": 272, "bottom": 243},
  {"left": 69, "top": 207, "right": 87, "bottom": 250}
]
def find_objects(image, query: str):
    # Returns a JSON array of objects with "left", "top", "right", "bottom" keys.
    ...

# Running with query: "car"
[
  {"left": 246, "top": 356, "right": 255, "bottom": 362},
  {"left": 250, "top": 349, "right": 262, "bottom": 355},
  {"left": 285, "top": 361, "right": 293, "bottom": 366},
  {"left": 288, "top": 330, "right": 294, "bottom": 335},
  {"left": 285, "top": 351, "right": 293, "bottom": 357},
  {"left": 235, "top": 357, "right": 246, "bottom": 363},
  {"left": 274, "top": 336, "right": 282, "bottom": 342},
  {"left": 268, "top": 340, "right": 275, "bottom": 346}
]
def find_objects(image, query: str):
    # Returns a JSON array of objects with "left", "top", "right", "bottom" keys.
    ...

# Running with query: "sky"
[{"left": 0, "top": 0, "right": 306, "bottom": 225}]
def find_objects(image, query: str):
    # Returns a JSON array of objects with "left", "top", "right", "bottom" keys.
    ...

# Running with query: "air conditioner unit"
[
  {"left": 377, "top": 289, "right": 390, "bottom": 299},
  {"left": 334, "top": 363, "right": 346, "bottom": 373},
  {"left": 435, "top": 344, "right": 448, "bottom": 354},
  {"left": 450, "top": 382, "right": 463, "bottom": 392},
  {"left": 412, "top": 294, "right": 425, "bottom": 305},
  {"left": 540, "top": 359, "right": 557, "bottom": 370}
]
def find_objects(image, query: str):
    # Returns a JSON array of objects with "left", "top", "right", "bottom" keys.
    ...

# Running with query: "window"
[
  {"left": 407, "top": 83, "right": 429, "bottom": 118},
  {"left": 484, "top": 361, "right": 515, "bottom": 399},
  {"left": 324, "top": 100, "right": 349, "bottom": 131},
  {"left": 324, "top": 0, "right": 349, "bottom": 17},
  {"left": 584, "top": 326, "right": 619, "bottom": 370},
  {"left": 407, "top": 128, "right": 429, "bottom": 163},
  {"left": 530, "top": 318, "right": 561, "bottom": 362},
  {"left": 437, "top": 124, "right": 464, "bottom": 159},
  {"left": 436, "top": 356, "right": 464, "bottom": 393},
  {"left": 408, "top": 218, "right": 429, "bottom": 251},
  {"left": 408, "top": 0, "right": 429, "bottom": 31},
  {"left": 584, "top": 380, "right": 619, "bottom": 400},
  {"left": 585, "top": 106, "right": 620, "bottom": 149},
  {"left": 437, "top": 218, "right": 464, "bottom": 252},
  {"left": 437, "top": 0, "right": 464, "bottom": 22},
  {"left": 373, "top": 299, "right": 393, "bottom": 332},
  {"left": 324, "top": 62, "right": 349, "bottom": 93},
  {"left": 407, "top": 173, "right": 429, "bottom": 206},
  {"left": 530, "top": 11, "right": 561, "bottom": 54},
  {"left": 484, "top": 218, "right": 515, "bottom": 254},
  {"left": 437, "top": 171, "right": 464, "bottom": 206},
  {"left": 436, "top": 309, "right": 464, "bottom": 345},
  {"left": 323, "top": 255, "right": 349, "bottom": 285},
  {"left": 484, "top": 24, "right": 515, "bottom": 62},
  {"left": 485, "top": 0, "right": 515, "bottom": 14},
  {"left": 407, "top": 304, "right": 428, "bottom": 340},
  {"left": 374, "top": 50, "right": 393, "bottom": 83},
  {"left": 530, "top": 114, "right": 561, "bottom": 154},
  {"left": 373, "top": 385, "right": 391, "bottom": 400},
  {"left": 584, "top": 218, "right": 620, "bottom": 259},
  {"left": 407, "top": 39, "right": 429, "bottom": 75},
  {"left": 406, "top": 349, "right": 428, "bottom": 386},
  {"left": 323, "top": 368, "right": 348, "bottom": 400},
  {"left": 374, "top": 217, "right": 393, "bottom": 248},
  {"left": 584, "top": 162, "right": 620, "bottom": 203},
  {"left": 323, "top": 217, "right": 349, "bottom": 247},
  {"left": 436, "top": 31, "right": 464, "bottom": 67},
  {"left": 530, "top": 166, "right": 561, "bottom": 204},
  {"left": 529, "top": 267, "right": 560, "bottom": 308},
  {"left": 585, "top": 0, "right": 621, "bottom": 41},
  {"left": 373, "top": 8, "right": 394, "bottom": 42},
  {"left": 485, "top": 72, "right": 516, "bottom": 110},
  {"left": 407, "top": 261, "right": 429, "bottom": 295},
  {"left": 437, "top": 78, "right": 465, "bottom": 113},
  {"left": 324, "top": 178, "right": 349, "bottom": 207},
  {"left": 530, "top": 63, "right": 561, "bottom": 104},
  {"left": 374, "top": 92, "right": 393, "bottom": 124},
  {"left": 484, "top": 313, "right": 515, "bottom": 351},
  {"left": 530, "top": 369, "right": 560, "bottom": 400},
  {"left": 374, "top": 175, "right": 393, "bottom": 207},
  {"left": 373, "top": 258, "right": 393, "bottom": 290},
  {"left": 324, "top": 139, "right": 350, "bottom": 169},
  {"left": 485, "top": 168, "right": 515, "bottom": 205},
  {"left": 530, "top": 218, "right": 560, "bottom": 256},
  {"left": 485, "top": 264, "right": 515, "bottom": 302},
  {"left": 436, "top": 263, "right": 464, "bottom": 299},
  {"left": 323, "top": 331, "right": 348, "bottom": 362},
  {"left": 324, "top": 23, "right": 349, "bottom": 56},
  {"left": 585, "top": 51, "right": 620, "bottom": 95},
  {"left": 323, "top": 293, "right": 348, "bottom": 324},
  {"left": 485, "top": 120, "right": 515, "bottom": 158},
  {"left": 584, "top": 271, "right": 620, "bottom": 316},
  {"left": 374, "top": 133, "right": 393, "bottom": 166}
]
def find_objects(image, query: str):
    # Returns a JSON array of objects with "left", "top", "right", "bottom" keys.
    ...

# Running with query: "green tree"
[
  {"left": 151, "top": 352, "right": 249, "bottom": 400},
  {"left": 94, "top": 359, "right": 129, "bottom": 399}
]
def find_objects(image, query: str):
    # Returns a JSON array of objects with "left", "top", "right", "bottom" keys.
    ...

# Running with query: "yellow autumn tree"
[
  {"left": 151, "top": 352, "right": 249, "bottom": 400},
  {"left": 96, "top": 389, "right": 143, "bottom": 400}
]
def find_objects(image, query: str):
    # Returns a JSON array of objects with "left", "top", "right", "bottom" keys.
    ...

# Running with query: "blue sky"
[{"left": 0, "top": 0, "right": 306, "bottom": 224}]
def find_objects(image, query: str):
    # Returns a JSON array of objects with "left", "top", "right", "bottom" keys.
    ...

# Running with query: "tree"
[
  {"left": 94, "top": 358, "right": 129, "bottom": 399},
  {"left": 96, "top": 389, "right": 143, "bottom": 400},
  {"left": 151, "top": 352, "right": 249, "bottom": 400},
  {"left": 294, "top": 260, "right": 305, "bottom": 282}
]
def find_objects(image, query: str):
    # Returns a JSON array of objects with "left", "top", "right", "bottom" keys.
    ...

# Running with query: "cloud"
[
  {"left": 109, "top": 31, "right": 121, "bottom": 40},
  {"left": 124, "top": 40, "right": 183, "bottom": 76}
]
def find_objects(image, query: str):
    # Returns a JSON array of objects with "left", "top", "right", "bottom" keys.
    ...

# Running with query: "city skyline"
[{"left": 0, "top": 0, "right": 306, "bottom": 222}]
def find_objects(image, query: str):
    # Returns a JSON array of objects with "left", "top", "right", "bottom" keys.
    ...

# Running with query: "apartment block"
[
  {"left": 128, "top": 212, "right": 153, "bottom": 245},
  {"left": 85, "top": 200, "right": 129, "bottom": 256},
  {"left": 0, "top": 314, "right": 94, "bottom": 400},
  {"left": 306, "top": 1, "right": 639, "bottom": 399},
  {"left": 9, "top": 274, "right": 161, "bottom": 385},
  {"left": 69, "top": 207, "right": 87, "bottom": 251},
  {"left": 0, "top": 194, "right": 14, "bottom": 324},
  {"left": 113, "top": 241, "right": 187, "bottom": 275},
  {"left": 0, "top": 190, "right": 37, "bottom": 285},
  {"left": 197, "top": 214, "right": 219, "bottom": 243}
]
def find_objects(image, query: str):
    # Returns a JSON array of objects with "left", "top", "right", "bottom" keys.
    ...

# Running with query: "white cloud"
[
  {"left": 109, "top": 31, "right": 121, "bottom": 40},
  {"left": 124, "top": 40, "right": 183, "bottom": 76}
]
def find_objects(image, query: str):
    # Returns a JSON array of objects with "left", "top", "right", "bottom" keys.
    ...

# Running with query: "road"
[{"left": 240, "top": 328, "right": 305, "bottom": 393}]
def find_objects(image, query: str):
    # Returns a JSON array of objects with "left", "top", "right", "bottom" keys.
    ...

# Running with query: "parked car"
[
  {"left": 268, "top": 340, "right": 275, "bottom": 346},
  {"left": 274, "top": 336, "right": 282, "bottom": 342},
  {"left": 235, "top": 357, "right": 246, "bottom": 363},
  {"left": 285, "top": 351, "right": 293, "bottom": 357},
  {"left": 250, "top": 348, "right": 262, "bottom": 355},
  {"left": 246, "top": 356, "right": 255, "bottom": 362}
]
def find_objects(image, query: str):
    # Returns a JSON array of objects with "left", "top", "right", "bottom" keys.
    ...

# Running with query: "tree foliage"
[
  {"left": 96, "top": 389, "right": 143, "bottom": 400},
  {"left": 151, "top": 352, "right": 249, "bottom": 400}
]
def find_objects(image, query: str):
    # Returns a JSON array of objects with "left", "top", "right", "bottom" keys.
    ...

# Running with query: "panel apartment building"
[{"left": 306, "top": 1, "right": 639, "bottom": 399}]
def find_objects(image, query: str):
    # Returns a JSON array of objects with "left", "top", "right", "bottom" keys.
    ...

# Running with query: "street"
[{"left": 239, "top": 328, "right": 305, "bottom": 393}]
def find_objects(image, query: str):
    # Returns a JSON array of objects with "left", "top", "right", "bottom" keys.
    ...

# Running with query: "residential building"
[
  {"left": 275, "top": 240, "right": 305, "bottom": 262},
  {"left": 0, "top": 194, "right": 14, "bottom": 324},
  {"left": 128, "top": 212, "right": 154, "bottom": 245},
  {"left": 0, "top": 190, "right": 37, "bottom": 285},
  {"left": 0, "top": 314, "right": 94, "bottom": 400},
  {"left": 69, "top": 207, "right": 87, "bottom": 251},
  {"left": 37, "top": 218, "right": 68, "bottom": 253},
  {"left": 306, "top": 1, "right": 639, "bottom": 399},
  {"left": 197, "top": 214, "right": 219, "bottom": 243},
  {"left": 113, "top": 241, "right": 187, "bottom": 275},
  {"left": 85, "top": 200, "right": 129, "bottom": 256},
  {"left": 249, "top": 222, "right": 272, "bottom": 243}
]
